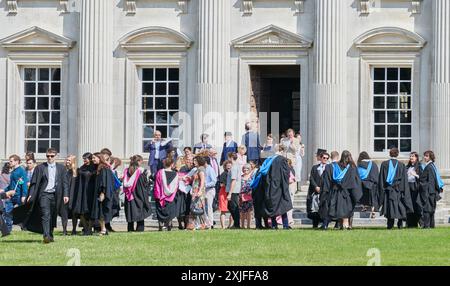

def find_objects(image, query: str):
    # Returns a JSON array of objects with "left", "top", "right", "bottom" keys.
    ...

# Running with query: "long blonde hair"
[{"left": 66, "top": 155, "right": 77, "bottom": 177}]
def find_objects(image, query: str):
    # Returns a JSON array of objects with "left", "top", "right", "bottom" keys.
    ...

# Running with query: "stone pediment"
[
  {"left": 0, "top": 26, "right": 75, "bottom": 51},
  {"left": 354, "top": 27, "right": 426, "bottom": 52},
  {"left": 232, "top": 25, "right": 312, "bottom": 50},
  {"left": 119, "top": 26, "right": 193, "bottom": 52}
]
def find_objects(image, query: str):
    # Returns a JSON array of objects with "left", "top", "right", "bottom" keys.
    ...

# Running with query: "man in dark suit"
[
  {"left": 144, "top": 130, "right": 173, "bottom": 177},
  {"left": 220, "top": 132, "right": 238, "bottom": 165},
  {"left": 307, "top": 149, "right": 328, "bottom": 229},
  {"left": 26, "top": 148, "right": 69, "bottom": 243},
  {"left": 241, "top": 122, "right": 262, "bottom": 164}
]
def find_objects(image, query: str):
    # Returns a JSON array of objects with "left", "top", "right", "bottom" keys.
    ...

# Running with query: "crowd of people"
[{"left": 0, "top": 122, "right": 445, "bottom": 243}]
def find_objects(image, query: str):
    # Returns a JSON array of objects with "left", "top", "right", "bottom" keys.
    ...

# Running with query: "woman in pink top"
[{"left": 153, "top": 157, "right": 179, "bottom": 231}]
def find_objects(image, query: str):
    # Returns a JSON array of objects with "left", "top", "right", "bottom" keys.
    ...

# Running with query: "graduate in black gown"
[
  {"left": 251, "top": 154, "right": 293, "bottom": 229},
  {"left": 357, "top": 152, "right": 379, "bottom": 218},
  {"left": 307, "top": 150, "right": 327, "bottom": 228},
  {"left": 123, "top": 155, "right": 152, "bottom": 232},
  {"left": 417, "top": 151, "right": 444, "bottom": 229},
  {"left": 378, "top": 148, "right": 413, "bottom": 229},
  {"left": 320, "top": 150, "right": 362, "bottom": 230},
  {"left": 70, "top": 153, "right": 96, "bottom": 235},
  {"left": 176, "top": 155, "right": 195, "bottom": 230},
  {"left": 154, "top": 157, "right": 179, "bottom": 231},
  {"left": 62, "top": 155, "right": 77, "bottom": 235},
  {"left": 405, "top": 152, "right": 422, "bottom": 228},
  {"left": 90, "top": 152, "right": 115, "bottom": 236}
]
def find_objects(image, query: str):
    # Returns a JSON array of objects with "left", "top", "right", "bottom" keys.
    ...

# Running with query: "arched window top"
[{"left": 354, "top": 27, "right": 426, "bottom": 52}]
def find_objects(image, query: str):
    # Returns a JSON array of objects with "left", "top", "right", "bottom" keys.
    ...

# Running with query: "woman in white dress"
[{"left": 295, "top": 133, "right": 305, "bottom": 185}]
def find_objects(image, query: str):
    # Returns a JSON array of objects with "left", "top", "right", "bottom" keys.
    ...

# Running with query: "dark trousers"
[
  {"left": 422, "top": 212, "right": 435, "bottom": 228},
  {"left": 227, "top": 193, "right": 240, "bottom": 228},
  {"left": 272, "top": 213, "right": 289, "bottom": 229},
  {"left": 150, "top": 159, "right": 163, "bottom": 179},
  {"left": 40, "top": 192, "right": 56, "bottom": 238},
  {"left": 387, "top": 218, "right": 404, "bottom": 229},
  {"left": 406, "top": 213, "right": 421, "bottom": 228},
  {"left": 128, "top": 221, "right": 145, "bottom": 232},
  {"left": 310, "top": 213, "right": 321, "bottom": 228},
  {"left": 0, "top": 212, "right": 8, "bottom": 237},
  {"left": 255, "top": 215, "right": 269, "bottom": 229}
]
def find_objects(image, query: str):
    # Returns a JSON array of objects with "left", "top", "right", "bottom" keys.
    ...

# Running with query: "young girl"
[
  {"left": 237, "top": 145, "right": 248, "bottom": 169},
  {"left": 239, "top": 164, "right": 253, "bottom": 229},
  {"left": 219, "top": 160, "right": 233, "bottom": 229}
]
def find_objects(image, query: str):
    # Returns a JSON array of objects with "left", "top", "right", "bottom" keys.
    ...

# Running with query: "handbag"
[{"left": 190, "top": 197, "right": 204, "bottom": 216}]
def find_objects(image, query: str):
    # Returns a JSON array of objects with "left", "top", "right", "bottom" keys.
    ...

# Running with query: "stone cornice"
[
  {"left": 6, "top": 0, "right": 70, "bottom": 15},
  {"left": 358, "top": 0, "right": 423, "bottom": 16},
  {"left": 242, "top": 0, "right": 306, "bottom": 16},
  {"left": 0, "top": 26, "right": 76, "bottom": 51},
  {"left": 125, "top": 0, "right": 190, "bottom": 16}
]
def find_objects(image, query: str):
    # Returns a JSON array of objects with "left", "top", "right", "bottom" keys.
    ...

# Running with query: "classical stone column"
[
  {"left": 313, "top": 0, "right": 347, "bottom": 153},
  {"left": 78, "top": 0, "right": 114, "bottom": 153},
  {"left": 431, "top": 0, "right": 450, "bottom": 175},
  {"left": 196, "top": 0, "right": 231, "bottom": 147}
]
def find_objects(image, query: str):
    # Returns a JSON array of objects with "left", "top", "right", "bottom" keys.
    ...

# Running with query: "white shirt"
[
  {"left": 45, "top": 163, "right": 57, "bottom": 191},
  {"left": 154, "top": 141, "right": 161, "bottom": 160},
  {"left": 407, "top": 166, "right": 417, "bottom": 183}
]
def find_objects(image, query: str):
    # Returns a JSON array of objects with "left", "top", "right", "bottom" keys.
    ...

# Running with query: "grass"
[{"left": 1, "top": 228, "right": 449, "bottom": 266}]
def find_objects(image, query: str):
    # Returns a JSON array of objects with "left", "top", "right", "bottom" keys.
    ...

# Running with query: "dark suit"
[
  {"left": 220, "top": 141, "right": 238, "bottom": 165},
  {"left": 144, "top": 140, "right": 173, "bottom": 176},
  {"left": 307, "top": 164, "right": 324, "bottom": 228},
  {"left": 26, "top": 163, "right": 69, "bottom": 238}
]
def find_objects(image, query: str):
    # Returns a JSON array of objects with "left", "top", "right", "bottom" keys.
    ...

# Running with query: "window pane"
[
  {"left": 39, "top": 69, "right": 49, "bottom": 81},
  {"left": 387, "top": 97, "right": 398, "bottom": 109},
  {"left": 387, "top": 125, "right": 399, "bottom": 138},
  {"left": 24, "top": 98, "right": 36, "bottom": 110},
  {"left": 400, "top": 125, "right": 412, "bottom": 138},
  {"left": 143, "top": 112, "right": 154, "bottom": 124},
  {"left": 51, "top": 68, "right": 61, "bottom": 81},
  {"left": 51, "top": 126, "right": 60, "bottom": 139},
  {"left": 38, "top": 140, "right": 50, "bottom": 153},
  {"left": 51, "top": 98, "right": 61, "bottom": 110},
  {"left": 374, "top": 68, "right": 385, "bottom": 80},
  {"left": 142, "top": 97, "right": 153, "bottom": 110},
  {"left": 387, "top": 82, "right": 398, "bottom": 94},
  {"left": 38, "top": 126, "right": 50, "bottom": 139},
  {"left": 155, "top": 83, "right": 167, "bottom": 95},
  {"left": 142, "top": 69, "right": 153, "bottom": 81},
  {"left": 156, "top": 126, "right": 167, "bottom": 138},
  {"left": 374, "top": 140, "right": 385, "bottom": 152},
  {"left": 399, "top": 82, "right": 411, "bottom": 95},
  {"left": 374, "top": 97, "right": 384, "bottom": 109},
  {"left": 51, "top": 83, "right": 61, "bottom": 96},
  {"left": 156, "top": 112, "right": 168, "bottom": 124},
  {"left": 168, "top": 97, "right": 179, "bottom": 110},
  {"left": 51, "top": 141, "right": 60, "bottom": 152},
  {"left": 400, "top": 139, "right": 412, "bottom": 152},
  {"left": 387, "top": 139, "right": 399, "bottom": 150},
  {"left": 25, "top": 112, "right": 36, "bottom": 124},
  {"left": 169, "top": 68, "right": 179, "bottom": 81},
  {"left": 143, "top": 126, "right": 154, "bottom": 139},
  {"left": 400, "top": 111, "right": 412, "bottom": 123},
  {"left": 387, "top": 68, "right": 398, "bottom": 80},
  {"left": 399, "top": 96, "right": 411, "bottom": 110},
  {"left": 38, "top": 83, "right": 49, "bottom": 95},
  {"left": 25, "top": 126, "right": 36, "bottom": 139},
  {"left": 155, "top": 69, "right": 167, "bottom": 81},
  {"left": 169, "top": 111, "right": 179, "bottom": 124},
  {"left": 38, "top": 112, "right": 50, "bottom": 124},
  {"left": 25, "top": 83, "right": 36, "bottom": 95},
  {"left": 387, "top": 111, "right": 399, "bottom": 123},
  {"left": 169, "top": 83, "right": 179, "bottom": 95},
  {"left": 25, "top": 140, "right": 36, "bottom": 153},
  {"left": 374, "top": 82, "right": 385, "bottom": 95},
  {"left": 24, "top": 68, "right": 36, "bottom": 81},
  {"left": 155, "top": 97, "right": 166, "bottom": 109},
  {"left": 374, "top": 125, "right": 385, "bottom": 138},
  {"left": 374, "top": 111, "right": 385, "bottom": 123},
  {"left": 38, "top": 97, "right": 49, "bottom": 109},
  {"left": 400, "top": 68, "right": 411, "bottom": 81},
  {"left": 143, "top": 83, "right": 153, "bottom": 96},
  {"left": 51, "top": 112, "right": 60, "bottom": 124}
]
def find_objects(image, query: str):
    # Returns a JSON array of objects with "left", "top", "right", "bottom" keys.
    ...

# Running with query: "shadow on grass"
[{"left": 1, "top": 240, "right": 43, "bottom": 243}]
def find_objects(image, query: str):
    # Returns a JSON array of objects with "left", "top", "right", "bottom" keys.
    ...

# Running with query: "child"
[{"left": 239, "top": 164, "right": 254, "bottom": 229}]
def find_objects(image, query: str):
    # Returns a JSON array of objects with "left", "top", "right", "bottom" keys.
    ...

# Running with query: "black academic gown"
[
  {"left": 358, "top": 161, "right": 380, "bottom": 209},
  {"left": 406, "top": 163, "right": 422, "bottom": 215},
  {"left": 417, "top": 163, "right": 442, "bottom": 216},
  {"left": 307, "top": 164, "right": 323, "bottom": 220},
  {"left": 59, "top": 169, "right": 76, "bottom": 220},
  {"left": 90, "top": 168, "right": 115, "bottom": 223},
  {"left": 320, "top": 164, "right": 363, "bottom": 220},
  {"left": 378, "top": 159, "right": 413, "bottom": 220},
  {"left": 111, "top": 170, "right": 121, "bottom": 219},
  {"left": 20, "top": 163, "right": 69, "bottom": 234},
  {"left": 253, "top": 155, "right": 293, "bottom": 218},
  {"left": 124, "top": 169, "right": 152, "bottom": 223},
  {"left": 155, "top": 171, "right": 178, "bottom": 222},
  {"left": 70, "top": 164, "right": 96, "bottom": 216}
]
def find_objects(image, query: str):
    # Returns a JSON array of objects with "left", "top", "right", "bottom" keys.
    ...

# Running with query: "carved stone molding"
[
  {"left": 359, "top": 0, "right": 370, "bottom": 15},
  {"left": 7, "top": 0, "right": 18, "bottom": 15},
  {"left": 177, "top": 0, "right": 189, "bottom": 14},
  {"left": 242, "top": 0, "right": 253, "bottom": 16},
  {"left": 59, "top": 0, "right": 69, "bottom": 13},
  {"left": 294, "top": 0, "right": 305, "bottom": 15},
  {"left": 411, "top": 0, "right": 422, "bottom": 14},
  {"left": 125, "top": 0, "right": 136, "bottom": 15}
]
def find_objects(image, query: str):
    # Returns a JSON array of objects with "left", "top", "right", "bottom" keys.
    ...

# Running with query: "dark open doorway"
[{"left": 250, "top": 65, "right": 301, "bottom": 140}]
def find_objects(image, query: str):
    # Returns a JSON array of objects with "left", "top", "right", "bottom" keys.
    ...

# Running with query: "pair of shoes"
[
  {"left": 283, "top": 226, "right": 292, "bottom": 230},
  {"left": 43, "top": 237, "right": 53, "bottom": 244},
  {"left": 71, "top": 230, "right": 77, "bottom": 236},
  {"left": 99, "top": 230, "right": 109, "bottom": 236}
]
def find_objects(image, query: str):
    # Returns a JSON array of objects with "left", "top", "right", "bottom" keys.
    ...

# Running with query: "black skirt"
[
  {"left": 175, "top": 192, "right": 187, "bottom": 217},
  {"left": 155, "top": 199, "right": 178, "bottom": 222}
]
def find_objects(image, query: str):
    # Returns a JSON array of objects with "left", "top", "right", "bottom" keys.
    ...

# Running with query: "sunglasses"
[
  {"left": 322, "top": 157, "right": 329, "bottom": 160},
  {"left": 46, "top": 155, "right": 56, "bottom": 158}
]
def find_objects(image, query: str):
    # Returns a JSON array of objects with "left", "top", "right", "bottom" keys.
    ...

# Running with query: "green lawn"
[{"left": 1, "top": 228, "right": 449, "bottom": 266}]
